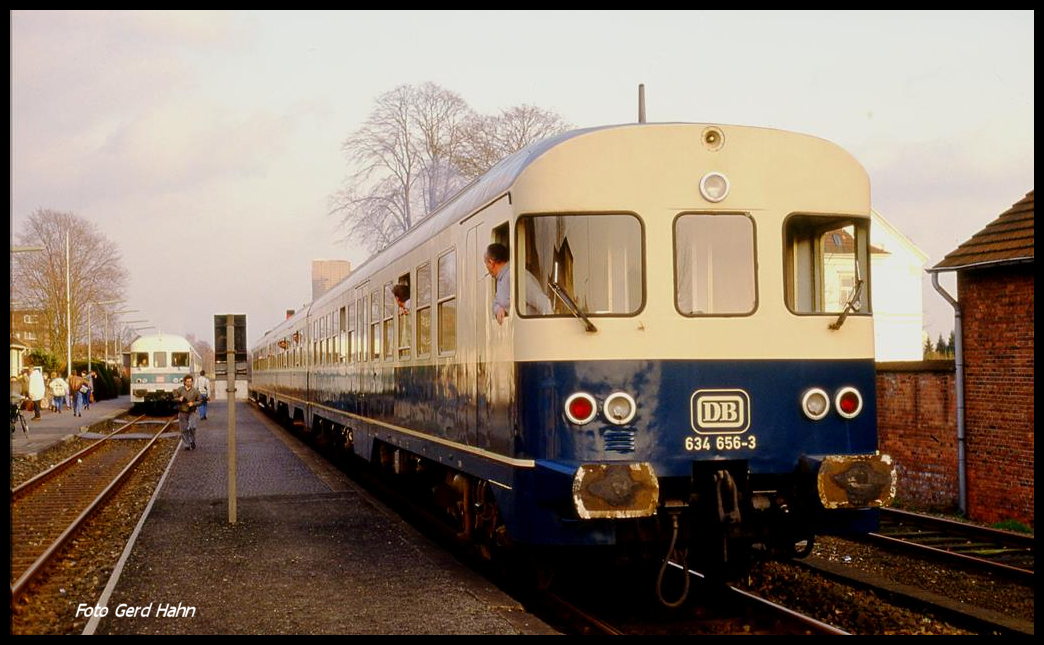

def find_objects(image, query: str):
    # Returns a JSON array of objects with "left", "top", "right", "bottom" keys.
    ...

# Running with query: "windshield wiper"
[
  {"left": 829, "top": 264, "right": 864, "bottom": 331},
  {"left": 547, "top": 280, "right": 598, "bottom": 333}
]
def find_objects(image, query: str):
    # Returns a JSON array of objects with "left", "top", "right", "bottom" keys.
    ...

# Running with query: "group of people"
[
  {"left": 389, "top": 243, "right": 530, "bottom": 326},
  {"left": 10, "top": 368, "right": 97, "bottom": 420}
]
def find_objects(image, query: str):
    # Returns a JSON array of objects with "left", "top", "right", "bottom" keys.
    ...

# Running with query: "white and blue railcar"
[
  {"left": 129, "top": 334, "right": 202, "bottom": 404},
  {"left": 251, "top": 123, "right": 895, "bottom": 582}
]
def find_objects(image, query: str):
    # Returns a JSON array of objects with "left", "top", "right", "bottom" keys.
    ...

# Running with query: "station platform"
[
  {"left": 89, "top": 400, "right": 557, "bottom": 635},
  {"left": 10, "top": 394, "right": 132, "bottom": 456}
]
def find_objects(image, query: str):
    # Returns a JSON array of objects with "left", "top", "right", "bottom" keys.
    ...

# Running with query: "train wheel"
[{"left": 473, "top": 480, "right": 510, "bottom": 561}]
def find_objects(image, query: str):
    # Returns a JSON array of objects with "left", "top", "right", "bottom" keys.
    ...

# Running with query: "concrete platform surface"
[
  {"left": 10, "top": 395, "right": 132, "bottom": 456},
  {"left": 92, "top": 401, "right": 557, "bottom": 635}
]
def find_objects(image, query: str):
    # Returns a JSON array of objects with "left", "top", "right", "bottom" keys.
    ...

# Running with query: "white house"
[
  {"left": 10, "top": 336, "right": 31, "bottom": 378},
  {"left": 870, "top": 210, "right": 928, "bottom": 361}
]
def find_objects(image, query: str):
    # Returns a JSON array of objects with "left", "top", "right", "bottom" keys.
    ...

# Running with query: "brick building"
[
  {"left": 10, "top": 307, "right": 51, "bottom": 351},
  {"left": 876, "top": 361, "right": 958, "bottom": 510},
  {"left": 311, "top": 260, "right": 352, "bottom": 301},
  {"left": 928, "top": 190, "right": 1034, "bottom": 527}
]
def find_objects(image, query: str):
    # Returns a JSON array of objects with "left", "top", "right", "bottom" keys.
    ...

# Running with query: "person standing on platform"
[
  {"left": 87, "top": 370, "right": 96, "bottom": 407},
  {"left": 174, "top": 374, "right": 203, "bottom": 451},
  {"left": 197, "top": 370, "right": 211, "bottom": 421},
  {"left": 49, "top": 372, "right": 68, "bottom": 414},
  {"left": 78, "top": 370, "right": 91, "bottom": 413},
  {"left": 69, "top": 371, "right": 83, "bottom": 417},
  {"left": 28, "top": 368, "right": 45, "bottom": 420}
]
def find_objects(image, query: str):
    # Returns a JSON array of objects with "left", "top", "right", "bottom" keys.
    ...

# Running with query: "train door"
[
  {"left": 465, "top": 223, "right": 483, "bottom": 448},
  {"left": 486, "top": 222, "right": 512, "bottom": 453},
  {"left": 468, "top": 219, "right": 512, "bottom": 452}
]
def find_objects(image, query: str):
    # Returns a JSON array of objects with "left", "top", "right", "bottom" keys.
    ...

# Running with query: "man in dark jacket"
[{"left": 174, "top": 374, "right": 203, "bottom": 451}]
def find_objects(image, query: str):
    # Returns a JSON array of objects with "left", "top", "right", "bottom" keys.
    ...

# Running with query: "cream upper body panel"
[{"left": 505, "top": 123, "right": 873, "bottom": 362}]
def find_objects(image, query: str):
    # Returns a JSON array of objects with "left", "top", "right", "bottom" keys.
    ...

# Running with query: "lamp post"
[
  {"left": 88, "top": 299, "right": 121, "bottom": 374},
  {"left": 118, "top": 320, "right": 149, "bottom": 363},
  {"left": 107, "top": 309, "right": 139, "bottom": 364},
  {"left": 66, "top": 231, "right": 71, "bottom": 382}
]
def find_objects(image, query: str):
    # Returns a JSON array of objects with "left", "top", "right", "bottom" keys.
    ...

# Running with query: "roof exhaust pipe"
[{"left": 638, "top": 84, "right": 646, "bottom": 123}]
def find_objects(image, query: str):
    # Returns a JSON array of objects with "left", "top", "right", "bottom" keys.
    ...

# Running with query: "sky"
[{"left": 10, "top": 10, "right": 1034, "bottom": 348}]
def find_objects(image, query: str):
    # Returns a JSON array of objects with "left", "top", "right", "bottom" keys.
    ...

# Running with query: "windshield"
[
  {"left": 675, "top": 213, "right": 757, "bottom": 315},
  {"left": 784, "top": 215, "right": 871, "bottom": 315},
  {"left": 516, "top": 213, "right": 644, "bottom": 317}
]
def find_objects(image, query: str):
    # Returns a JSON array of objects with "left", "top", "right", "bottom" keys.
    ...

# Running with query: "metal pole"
[
  {"left": 66, "top": 231, "right": 71, "bottom": 381},
  {"left": 227, "top": 314, "right": 237, "bottom": 524},
  {"left": 931, "top": 271, "right": 966, "bottom": 515},
  {"left": 87, "top": 302, "right": 92, "bottom": 375},
  {"left": 638, "top": 84, "right": 646, "bottom": 124}
]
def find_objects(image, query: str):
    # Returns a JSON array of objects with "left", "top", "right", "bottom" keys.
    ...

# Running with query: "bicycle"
[{"left": 10, "top": 395, "right": 29, "bottom": 438}]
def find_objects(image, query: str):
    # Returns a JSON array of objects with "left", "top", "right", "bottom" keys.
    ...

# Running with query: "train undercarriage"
[{"left": 253, "top": 393, "right": 892, "bottom": 607}]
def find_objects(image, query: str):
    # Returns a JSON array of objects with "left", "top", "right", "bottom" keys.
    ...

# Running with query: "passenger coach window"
[
  {"left": 383, "top": 283, "right": 395, "bottom": 361},
  {"left": 132, "top": 353, "right": 149, "bottom": 368},
  {"left": 675, "top": 213, "right": 756, "bottom": 315},
  {"left": 172, "top": 353, "right": 190, "bottom": 367},
  {"left": 437, "top": 250, "right": 457, "bottom": 353},
  {"left": 344, "top": 305, "right": 352, "bottom": 363},
  {"left": 153, "top": 352, "right": 167, "bottom": 368},
  {"left": 516, "top": 214, "right": 643, "bottom": 317},
  {"left": 357, "top": 296, "right": 366, "bottom": 362},
  {"left": 370, "top": 290, "right": 381, "bottom": 360},
  {"left": 416, "top": 262, "right": 432, "bottom": 358},
  {"left": 396, "top": 272, "right": 411, "bottom": 360},
  {"left": 784, "top": 215, "right": 871, "bottom": 315}
]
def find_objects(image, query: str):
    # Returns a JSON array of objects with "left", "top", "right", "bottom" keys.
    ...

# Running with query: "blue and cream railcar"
[
  {"left": 251, "top": 123, "right": 895, "bottom": 574},
  {"left": 129, "top": 334, "right": 202, "bottom": 404}
]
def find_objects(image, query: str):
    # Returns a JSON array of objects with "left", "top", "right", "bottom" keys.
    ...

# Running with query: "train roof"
[
  {"left": 259, "top": 122, "right": 859, "bottom": 348},
  {"left": 129, "top": 333, "right": 197, "bottom": 353},
  {"left": 305, "top": 125, "right": 619, "bottom": 314}
]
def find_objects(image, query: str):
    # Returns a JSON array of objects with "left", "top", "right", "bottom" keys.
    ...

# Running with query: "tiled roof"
[{"left": 932, "top": 190, "right": 1034, "bottom": 271}]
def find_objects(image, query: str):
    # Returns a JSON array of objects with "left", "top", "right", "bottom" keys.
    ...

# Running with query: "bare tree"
[
  {"left": 185, "top": 332, "right": 216, "bottom": 375},
  {"left": 455, "top": 104, "right": 572, "bottom": 180},
  {"left": 329, "top": 85, "right": 421, "bottom": 253},
  {"left": 331, "top": 84, "right": 571, "bottom": 255},
  {"left": 10, "top": 208, "right": 129, "bottom": 369},
  {"left": 410, "top": 82, "right": 474, "bottom": 214}
]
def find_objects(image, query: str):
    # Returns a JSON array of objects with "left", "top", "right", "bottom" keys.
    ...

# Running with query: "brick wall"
[
  {"left": 876, "top": 361, "right": 958, "bottom": 510},
  {"left": 958, "top": 265, "right": 1034, "bottom": 527}
]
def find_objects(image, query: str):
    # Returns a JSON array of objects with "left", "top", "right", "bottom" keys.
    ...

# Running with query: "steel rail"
[
  {"left": 10, "top": 418, "right": 175, "bottom": 602},
  {"left": 869, "top": 508, "right": 1033, "bottom": 582},
  {"left": 11, "top": 414, "right": 148, "bottom": 498}
]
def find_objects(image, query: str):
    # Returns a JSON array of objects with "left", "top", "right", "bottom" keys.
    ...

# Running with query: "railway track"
[
  {"left": 536, "top": 562, "right": 847, "bottom": 635},
  {"left": 866, "top": 507, "right": 1034, "bottom": 581},
  {"left": 10, "top": 416, "right": 176, "bottom": 602}
]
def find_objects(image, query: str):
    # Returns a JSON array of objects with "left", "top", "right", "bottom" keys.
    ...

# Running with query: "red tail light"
[
  {"left": 835, "top": 387, "right": 863, "bottom": 419},
  {"left": 564, "top": 392, "right": 597, "bottom": 425}
]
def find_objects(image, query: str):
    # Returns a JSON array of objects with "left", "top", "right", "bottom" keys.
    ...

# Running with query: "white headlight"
[
  {"left": 603, "top": 392, "right": 637, "bottom": 425},
  {"left": 700, "top": 172, "right": 730, "bottom": 202},
  {"left": 801, "top": 388, "right": 830, "bottom": 421}
]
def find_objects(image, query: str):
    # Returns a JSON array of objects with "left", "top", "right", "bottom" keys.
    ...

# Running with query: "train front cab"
[{"left": 488, "top": 125, "right": 896, "bottom": 570}]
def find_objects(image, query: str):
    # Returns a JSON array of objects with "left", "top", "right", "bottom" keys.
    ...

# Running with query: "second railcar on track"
[{"left": 129, "top": 334, "right": 202, "bottom": 405}]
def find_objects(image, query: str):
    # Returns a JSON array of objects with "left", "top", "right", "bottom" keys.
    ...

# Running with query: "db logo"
[{"left": 691, "top": 389, "right": 750, "bottom": 435}]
